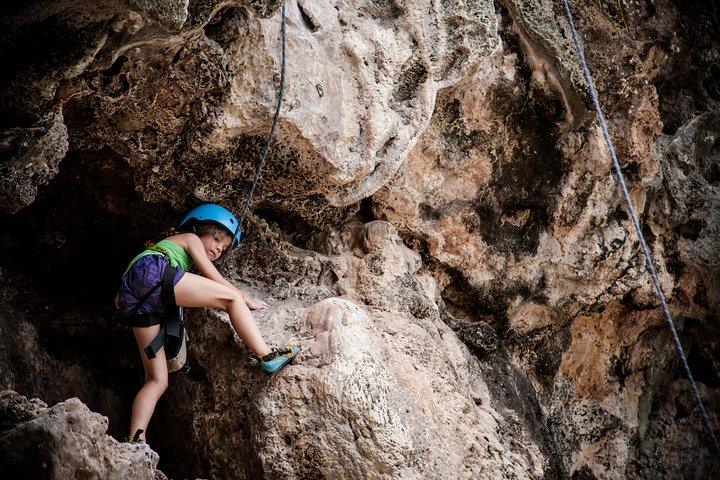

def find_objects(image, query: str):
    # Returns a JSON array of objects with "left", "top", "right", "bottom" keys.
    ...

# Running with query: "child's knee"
[
  {"left": 223, "top": 290, "right": 245, "bottom": 311},
  {"left": 147, "top": 376, "right": 168, "bottom": 393}
]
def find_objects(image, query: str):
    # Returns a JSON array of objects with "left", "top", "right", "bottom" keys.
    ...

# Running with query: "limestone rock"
[
  {"left": 0, "top": 110, "right": 68, "bottom": 213},
  {"left": 0, "top": 0, "right": 718, "bottom": 479},
  {"left": 253, "top": 298, "right": 541, "bottom": 479},
  {"left": 126, "top": 0, "right": 190, "bottom": 29},
  {"left": 163, "top": 221, "right": 544, "bottom": 478},
  {"left": 0, "top": 390, "right": 166, "bottom": 480}
]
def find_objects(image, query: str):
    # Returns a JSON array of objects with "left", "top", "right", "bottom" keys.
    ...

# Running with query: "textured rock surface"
[
  {"left": 0, "top": 0, "right": 719, "bottom": 479},
  {"left": 0, "top": 390, "right": 166, "bottom": 480},
  {"left": 169, "top": 222, "right": 545, "bottom": 478}
]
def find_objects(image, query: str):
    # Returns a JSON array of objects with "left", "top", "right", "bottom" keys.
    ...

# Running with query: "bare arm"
[
  {"left": 174, "top": 233, "right": 244, "bottom": 295},
  {"left": 170, "top": 233, "right": 267, "bottom": 309}
]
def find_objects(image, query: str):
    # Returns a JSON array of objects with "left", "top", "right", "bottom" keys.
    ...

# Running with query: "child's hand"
[{"left": 245, "top": 296, "right": 269, "bottom": 310}]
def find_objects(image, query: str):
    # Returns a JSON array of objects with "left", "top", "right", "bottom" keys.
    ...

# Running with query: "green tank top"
[{"left": 124, "top": 239, "right": 194, "bottom": 276}]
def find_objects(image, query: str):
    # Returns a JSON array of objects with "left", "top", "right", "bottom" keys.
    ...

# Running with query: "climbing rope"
[
  {"left": 238, "top": 1, "right": 287, "bottom": 227},
  {"left": 561, "top": 0, "right": 720, "bottom": 455}
]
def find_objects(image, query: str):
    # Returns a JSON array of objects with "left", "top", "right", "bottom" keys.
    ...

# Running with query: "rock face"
[
  {"left": 0, "top": 390, "right": 165, "bottom": 480},
  {"left": 0, "top": 1, "right": 719, "bottom": 479},
  {"left": 171, "top": 222, "right": 544, "bottom": 478}
]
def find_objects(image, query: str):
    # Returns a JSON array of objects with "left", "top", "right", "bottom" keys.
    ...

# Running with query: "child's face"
[{"left": 199, "top": 229, "right": 233, "bottom": 261}]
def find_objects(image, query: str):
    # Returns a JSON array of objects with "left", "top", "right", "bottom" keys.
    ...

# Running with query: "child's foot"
[
  {"left": 127, "top": 428, "right": 145, "bottom": 444},
  {"left": 257, "top": 345, "right": 301, "bottom": 374}
]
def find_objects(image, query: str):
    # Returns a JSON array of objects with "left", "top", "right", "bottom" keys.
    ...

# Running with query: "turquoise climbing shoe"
[{"left": 258, "top": 345, "right": 301, "bottom": 374}]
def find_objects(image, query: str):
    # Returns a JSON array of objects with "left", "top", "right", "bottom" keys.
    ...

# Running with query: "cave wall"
[{"left": 1, "top": 0, "right": 719, "bottom": 479}]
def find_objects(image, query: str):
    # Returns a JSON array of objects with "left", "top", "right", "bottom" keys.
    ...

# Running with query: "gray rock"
[{"left": 0, "top": 390, "right": 166, "bottom": 480}]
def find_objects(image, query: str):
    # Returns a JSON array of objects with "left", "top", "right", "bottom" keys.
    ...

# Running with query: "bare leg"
[
  {"left": 130, "top": 325, "right": 168, "bottom": 441},
  {"left": 173, "top": 272, "right": 272, "bottom": 357}
]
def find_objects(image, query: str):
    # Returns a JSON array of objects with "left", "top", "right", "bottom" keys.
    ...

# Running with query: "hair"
[
  {"left": 176, "top": 220, "right": 233, "bottom": 264},
  {"left": 193, "top": 221, "right": 231, "bottom": 239}
]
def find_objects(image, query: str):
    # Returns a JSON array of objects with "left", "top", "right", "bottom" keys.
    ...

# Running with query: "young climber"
[{"left": 116, "top": 203, "right": 300, "bottom": 443}]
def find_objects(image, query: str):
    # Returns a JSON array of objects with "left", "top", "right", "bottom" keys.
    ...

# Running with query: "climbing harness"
[
  {"left": 127, "top": 264, "right": 189, "bottom": 373},
  {"left": 237, "top": 1, "right": 287, "bottom": 228},
  {"left": 562, "top": 0, "right": 720, "bottom": 455},
  {"left": 124, "top": 239, "right": 194, "bottom": 276}
]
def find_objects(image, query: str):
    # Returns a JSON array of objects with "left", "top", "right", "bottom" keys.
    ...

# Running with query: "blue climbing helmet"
[{"left": 178, "top": 203, "right": 243, "bottom": 248}]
